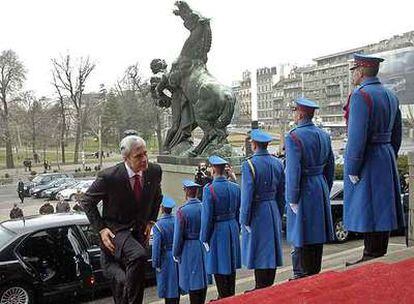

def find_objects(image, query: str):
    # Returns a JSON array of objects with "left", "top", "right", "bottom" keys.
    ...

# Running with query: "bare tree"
[
  {"left": 52, "top": 72, "right": 69, "bottom": 163},
  {"left": 0, "top": 50, "right": 26, "bottom": 168},
  {"left": 19, "top": 91, "right": 42, "bottom": 158},
  {"left": 51, "top": 54, "right": 95, "bottom": 164},
  {"left": 115, "top": 63, "right": 165, "bottom": 152}
]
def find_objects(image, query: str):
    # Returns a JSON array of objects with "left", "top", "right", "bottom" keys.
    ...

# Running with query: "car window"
[
  {"left": 17, "top": 226, "right": 86, "bottom": 283},
  {"left": 0, "top": 226, "right": 15, "bottom": 249},
  {"left": 79, "top": 225, "right": 100, "bottom": 248}
]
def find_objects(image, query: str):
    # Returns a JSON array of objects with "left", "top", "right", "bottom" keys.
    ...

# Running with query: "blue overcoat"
[
  {"left": 200, "top": 176, "right": 241, "bottom": 275},
  {"left": 344, "top": 77, "right": 404, "bottom": 232},
  {"left": 285, "top": 120, "right": 335, "bottom": 247},
  {"left": 152, "top": 214, "right": 180, "bottom": 299},
  {"left": 172, "top": 198, "right": 209, "bottom": 293},
  {"left": 240, "top": 148, "right": 285, "bottom": 269}
]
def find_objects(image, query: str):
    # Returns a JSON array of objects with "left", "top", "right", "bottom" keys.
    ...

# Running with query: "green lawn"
[{"left": 0, "top": 136, "right": 161, "bottom": 169}]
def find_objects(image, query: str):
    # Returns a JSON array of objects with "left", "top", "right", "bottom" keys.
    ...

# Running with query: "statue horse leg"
[{"left": 189, "top": 118, "right": 216, "bottom": 157}]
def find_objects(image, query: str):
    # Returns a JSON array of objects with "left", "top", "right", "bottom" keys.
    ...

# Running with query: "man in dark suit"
[{"left": 82, "top": 135, "right": 163, "bottom": 304}]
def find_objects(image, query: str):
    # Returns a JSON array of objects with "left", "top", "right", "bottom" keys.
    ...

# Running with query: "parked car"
[
  {"left": 0, "top": 213, "right": 154, "bottom": 303},
  {"left": 57, "top": 180, "right": 95, "bottom": 201},
  {"left": 43, "top": 180, "right": 80, "bottom": 200},
  {"left": 328, "top": 181, "right": 408, "bottom": 242},
  {"left": 30, "top": 178, "right": 75, "bottom": 198},
  {"left": 23, "top": 173, "right": 72, "bottom": 197}
]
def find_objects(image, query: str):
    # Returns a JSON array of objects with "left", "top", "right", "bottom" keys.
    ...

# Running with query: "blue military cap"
[
  {"left": 208, "top": 155, "right": 228, "bottom": 165},
  {"left": 251, "top": 129, "right": 273, "bottom": 143},
  {"left": 350, "top": 53, "right": 384, "bottom": 70},
  {"left": 182, "top": 179, "right": 201, "bottom": 188},
  {"left": 295, "top": 97, "right": 320, "bottom": 110},
  {"left": 162, "top": 195, "right": 176, "bottom": 208}
]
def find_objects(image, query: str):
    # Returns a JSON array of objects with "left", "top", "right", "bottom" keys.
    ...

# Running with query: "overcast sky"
[{"left": 1, "top": 0, "right": 413, "bottom": 97}]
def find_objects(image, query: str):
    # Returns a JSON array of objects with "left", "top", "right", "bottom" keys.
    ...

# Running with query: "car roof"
[{"left": 0, "top": 213, "right": 90, "bottom": 235}]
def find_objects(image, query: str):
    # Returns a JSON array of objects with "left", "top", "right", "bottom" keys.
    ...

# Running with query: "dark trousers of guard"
[
  {"left": 254, "top": 269, "right": 276, "bottom": 289},
  {"left": 189, "top": 288, "right": 207, "bottom": 304},
  {"left": 165, "top": 298, "right": 180, "bottom": 304},
  {"left": 101, "top": 232, "right": 147, "bottom": 304},
  {"left": 214, "top": 273, "right": 236, "bottom": 299},
  {"left": 292, "top": 244, "right": 323, "bottom": 278},
  {"left": 363, "top": 231, "right": 390, "bottom": 260}
]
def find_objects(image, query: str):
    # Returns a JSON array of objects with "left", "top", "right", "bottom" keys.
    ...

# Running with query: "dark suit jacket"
[{"left": 82, "top": 162, "right": 162, "bottom": 235}]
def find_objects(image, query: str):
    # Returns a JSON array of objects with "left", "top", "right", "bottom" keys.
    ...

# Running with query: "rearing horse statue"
[{"left": 151, "top": 1, "right": 236, "bottom": 157}]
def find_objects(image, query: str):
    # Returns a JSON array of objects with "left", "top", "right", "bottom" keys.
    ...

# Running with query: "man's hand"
[
  {"left": 349, "top": 175, "right": 360, "bottom": 185},
  {"left": 144, "top": 221, "right": 155, "bottom": 245},
  {"left": 244, "top": 225, "right": 251, "bottom": 233},
  {"left": 290, "top": 203, "right": 299, "bottom": 214},
  {"left": 203, "top": 242, "right": 210, "bottom": 252},
  {"left": 99, "top": 228, "right": 115, "bottom": 255}
]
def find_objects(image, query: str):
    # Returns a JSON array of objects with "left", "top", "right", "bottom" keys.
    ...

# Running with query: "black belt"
[
  {"left": 214, "top": 213, "right": 236, "bottom": 222},
  {"left": 369, "top": 132, "right": 391, "bottom": 144}
]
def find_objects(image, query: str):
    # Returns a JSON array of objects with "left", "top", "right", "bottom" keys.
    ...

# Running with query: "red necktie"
[{"left": 134, "top": 174, "right": 142, "bottom": 202}]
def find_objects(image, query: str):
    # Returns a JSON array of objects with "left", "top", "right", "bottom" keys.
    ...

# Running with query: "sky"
[{"left": 1, "top": 0, "right": 413, "bottom": 98}]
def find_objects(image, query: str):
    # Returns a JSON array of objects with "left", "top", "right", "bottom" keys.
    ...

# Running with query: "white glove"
[
  {"left": 156, "top": 267, "right": 161, "bottom": 272},
  {"left": 203, "top": 242, "right": 210, "bottom": 252},
  {"left": 244, "top": 225, "right": 252, "bottom": 233},
  {"left": 349, "top": 175, "right": 360, "bottom": 185},
  {"left": 173, "top": 256, "right": 180, "bottom": 263},
  {"left": 290, "top": 203, "right": 299, "bottom": 214}
]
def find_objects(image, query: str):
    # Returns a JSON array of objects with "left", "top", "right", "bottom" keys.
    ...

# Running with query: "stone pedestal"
[
  {"left": 157, "top": 155, "right": 244, "bottom": 205},
  {"left": 408, "top": 152, "right": 414, "bottom": 247}
]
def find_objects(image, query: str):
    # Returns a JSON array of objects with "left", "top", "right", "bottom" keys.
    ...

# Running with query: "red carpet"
[{"left": 218, "top": 259, "right": 414, "bottom": 304}]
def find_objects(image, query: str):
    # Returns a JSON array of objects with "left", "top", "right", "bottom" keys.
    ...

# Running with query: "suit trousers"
[
  {"left": 254, "top": 269, "right": 276, "bottom": 289},
  {"left": 189, "top": 288, "right": 207, "bottom": 304},
  {"left": 363, "top": 231, "right": 390, "bottom": 259},
  {"left": 101, "top": 231, "right": 147, "bottom": 304},
  {"left": 214, "top": 273, "right": 236, "bottom": 299},
  {"left": 292, "top": 244, "right": 323, "bottom": 278}
]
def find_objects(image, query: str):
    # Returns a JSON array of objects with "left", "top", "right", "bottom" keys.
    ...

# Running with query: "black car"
[
  {"left": 30, "top": 178, "right": 75, "bottom": 199},
  {"left": 0, "top": 213, "right": 154, "bottom": 303},
  {"left": 330, "top": 181, "right": 409, "bottom": 242},
  {"left": 23, "top": 173, "right": 72, "bottom": 197},
  {"left": 43, "top": 180, "right": 80, "bottom": 201}
]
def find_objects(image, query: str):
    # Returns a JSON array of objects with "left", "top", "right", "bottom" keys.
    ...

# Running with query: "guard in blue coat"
[
  {"left": 200, "top": 155, "right": 241, "bottom": 300},
  {"left": 344, "top": 54, "right": 404, "bottom": 266},
  {"left": 152, "top": 196, "right": 180, "bottom": 304},
  {"left": 173, "top": 180, "right": 208, "bottom": 304},
  {"left": 240, "top": 129, "right": 285, "bottom": 290},
  {"left": 285, "top": 98, "right": 335, "bottom": 279}
]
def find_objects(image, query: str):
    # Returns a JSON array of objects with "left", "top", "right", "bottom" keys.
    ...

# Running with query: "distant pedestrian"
[
  {"left": 344, "top": 54, "right": 404, "bottom": 266},
  {"left": 17, "top": 179, "right": 25, "bottom": 204},
  {"left": 10, "top": 203, "right": 24, "bottom": 219},
  {"left": 152, "top": 196, "right": 180, "bottom": 304},
  {"left": 39, "top": 202, "right": 54, "bottom": 215},
  {"left": 56, "top": 196, "right": 70, "bottom": 213}
]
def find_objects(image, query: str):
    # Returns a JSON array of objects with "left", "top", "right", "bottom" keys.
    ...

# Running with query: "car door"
[
  {"left": 16, "top": 226, "right": 94, "bottom": 297},
  {"left": 78, "top": 224, "right": 110, "bottom": 288}
]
